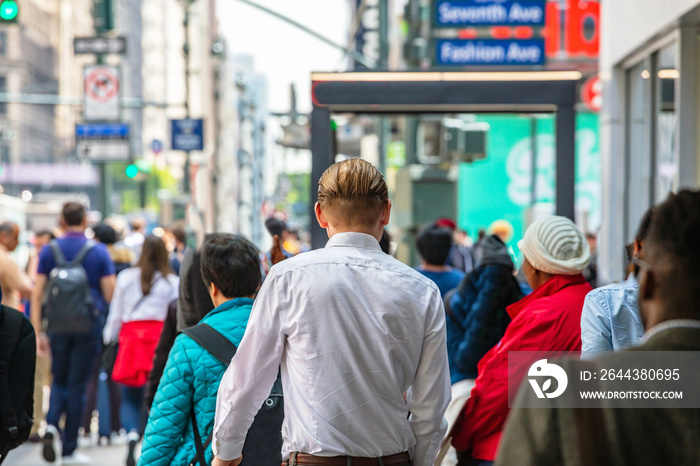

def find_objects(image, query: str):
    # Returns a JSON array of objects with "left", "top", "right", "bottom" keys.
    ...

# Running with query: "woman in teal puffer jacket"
[{"left": 138, "top": 234, "right": 267, "bottom": 466}]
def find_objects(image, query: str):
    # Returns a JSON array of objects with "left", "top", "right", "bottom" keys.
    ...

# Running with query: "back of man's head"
[
  {"left": 62, "top": 202, "right": 86, "bottom": 228},
  {"left": 200, "top": 233, "right": 261, "bottom": 299},
  {"left": 416, "top": 225, "right": 453, "bottom": 266},
  {"left": 645, "top": 190, "right": 700, "bottom": 314},
  {"left": 170, "top": 224, "right": 187, "bottom": 246},
  {"left": 635, "top": 206, "right": 656, "bottom": 246},
  {"left": 317, "top": 158, "right": 388, "bottom": 227}
]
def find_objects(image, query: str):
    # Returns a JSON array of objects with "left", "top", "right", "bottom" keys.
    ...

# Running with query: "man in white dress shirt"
[{"left": 212, "top": 158, "right": 451, "bottom": 466}]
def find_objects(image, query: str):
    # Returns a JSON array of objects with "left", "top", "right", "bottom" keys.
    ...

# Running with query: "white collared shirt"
[{"left": 213, "top": 232, "right": 451, "bottom": 466}]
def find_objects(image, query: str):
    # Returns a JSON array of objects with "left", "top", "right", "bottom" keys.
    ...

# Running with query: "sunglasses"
[{"left": 631, "top": 258, "right": 653, "bottom": 280}]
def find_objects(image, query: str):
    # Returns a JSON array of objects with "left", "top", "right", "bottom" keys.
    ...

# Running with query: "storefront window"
[
  {"left": 625, "top": 60, "right": 653, "bottom": 242},
  {"left": 654, "top": 43, "right": 679, "bottom": 202}
]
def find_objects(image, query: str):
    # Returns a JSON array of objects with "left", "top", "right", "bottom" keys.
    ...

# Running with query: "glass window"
[
  {"left": 625, "top": 60, "right": 653, "bottom": 242},
  {"left": 654, "top": 43, "right": 679, "bottom": 202}
]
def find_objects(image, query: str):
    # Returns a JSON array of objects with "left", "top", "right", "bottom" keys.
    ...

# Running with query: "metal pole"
[
  {"left": 555, "top": 105, "right": 576, "bottom": 220},
  {"left": 183, "top": 3, "right": 192, "bottom": 195},
  {"left": 310, "top": 107, "right": 332, "bottom": 250}
]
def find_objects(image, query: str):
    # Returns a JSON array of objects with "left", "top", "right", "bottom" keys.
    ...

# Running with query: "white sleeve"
[
  {"left": 212, "top": 272, "right": 287, "bottom": 461},
  {"left": 406, "top": 290, "right": 451, "bottom": 466},
  {"left": 103, "top": 273, "right": 127, "bottom": 344}
]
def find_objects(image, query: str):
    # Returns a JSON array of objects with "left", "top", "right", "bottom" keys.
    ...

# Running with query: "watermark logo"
[{"left": 528, "top": 359, "right": 568, "bottom": 399}]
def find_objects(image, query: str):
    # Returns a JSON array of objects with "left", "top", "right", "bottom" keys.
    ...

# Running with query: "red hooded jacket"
[{"left": 451, "top": 274, "right": 592, "bottom": 461}]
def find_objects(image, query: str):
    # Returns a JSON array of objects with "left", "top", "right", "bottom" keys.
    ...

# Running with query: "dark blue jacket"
[{"left": 445, "top": 236, "right": 523, "bottom": 384}]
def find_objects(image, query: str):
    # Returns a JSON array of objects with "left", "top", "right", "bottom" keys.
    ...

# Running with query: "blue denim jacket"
[{"left": 580, "top": 275, "right": 644, "bottom": 355}]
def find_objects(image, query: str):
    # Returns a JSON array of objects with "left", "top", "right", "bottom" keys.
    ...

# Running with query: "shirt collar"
[
  {"left": 206, "top": 297, "right": 255, "bottom": 319},
  {"left": 507, "top": 273, "right": 587, "bottom": 319},
  {"left": 641, "top": 319, "right": 700, "bottom": 344},
  {"left": 325, "top": 232, "right": 382, "bottom": 252},
  {"left": 63, "top": 231, "right": 87, "bottom": 239}
]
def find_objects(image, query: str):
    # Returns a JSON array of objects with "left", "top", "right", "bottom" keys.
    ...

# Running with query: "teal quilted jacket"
[{"left": 138, "top": 297, "right": 254, "bottom": 466}]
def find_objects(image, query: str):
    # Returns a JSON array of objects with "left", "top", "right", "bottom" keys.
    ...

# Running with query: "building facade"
[{"left": 599, "top": 0, "right": 700, "bottom": 282}]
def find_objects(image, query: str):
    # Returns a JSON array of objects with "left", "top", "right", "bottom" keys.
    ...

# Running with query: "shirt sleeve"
[
  {"left": 212, "top": 272, "right": 287, "bottom": 461},
  {"left": 97, "top": 244, "right": 116, "bottom": 277},
  {"left": 406, "top": 288, "right": 451, "bottom": 466},
  {"left": 580, "top": 291, "right": 613, "bottom": 355},
  {"left": 103, "top": 272, "right": 127, "bottom": 344},
  {"left": 37, "top": 246, "right": 53, "bottom": 276}
]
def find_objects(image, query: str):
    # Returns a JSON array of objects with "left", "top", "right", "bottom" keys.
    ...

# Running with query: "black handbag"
[{"left": 100, "top": 342, "right": 119, "bottom": 376}]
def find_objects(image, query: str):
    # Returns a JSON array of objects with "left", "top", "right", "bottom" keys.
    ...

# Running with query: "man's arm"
[
  {"left": 100, "top": 275, "right": 116, "bottom": 304},
  {"left": 407, "top": 290, "right": 452, "bottom": 466},
  {"left": 30, "top": 274, "right": 48, "bottom": 355},
  {"left": 212, "top": 273, "right": 286, "bottom": 463},
  {"left": 580, "top": 292, "right": 613, "bottom": 356}
]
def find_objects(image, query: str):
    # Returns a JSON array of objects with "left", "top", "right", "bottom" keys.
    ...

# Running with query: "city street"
[{"left": 7, "top": 442, "right": 129, "bottom": 466}]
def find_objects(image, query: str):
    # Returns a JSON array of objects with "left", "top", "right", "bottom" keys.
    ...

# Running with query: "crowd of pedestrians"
[{"left": 1, "top": 158, "right": 699, "bottom": 466}]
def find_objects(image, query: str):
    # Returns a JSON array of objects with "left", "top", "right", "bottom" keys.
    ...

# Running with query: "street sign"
[
  {"left": 83, "top": 65, "right": 120, "bottom": 121},
  {"left": 74, "top": 37, "right": 126, "bottom": 55},
  {"left": 434, "top": 0, "right": 546, "bottom": 27},
  {"left": 171, "top": 119, "right": 204, "bottom": 151},
  {"left": 151, "top": 139, "right": 163, "bottom": 154},
  {"left": 435, "top": 38, "right": 545, "bottom": 65},
  {"left": 75, "top": 123, "right": 130, "bottom": 161}
]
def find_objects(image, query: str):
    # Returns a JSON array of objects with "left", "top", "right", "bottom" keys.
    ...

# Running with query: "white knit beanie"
[{"left": 518, "top": 216, "right": 590, "bottom": 275}]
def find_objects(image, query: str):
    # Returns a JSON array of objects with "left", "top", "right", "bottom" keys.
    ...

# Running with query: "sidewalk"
[{"left": 6, "top": 442, "right": 130, "bottom": 466}]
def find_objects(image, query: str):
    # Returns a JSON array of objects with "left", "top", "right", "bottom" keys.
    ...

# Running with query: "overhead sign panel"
[
  {"left": 436, "top": 38, "right": 545, "bottom": 66},
  {"left": 83, "top": 65, "right": 120, "bottom": 121},
  {"left": 171, "top": 118, "right": 204, "bottom": 151},
  {"left": 75, "top": 123, "right": 130, "bottom": 161},
  {"left": 435, "top": 0, "right": 546, "bottom": 27},
  {"left": 74, "top": 37, "right": 126, "bottom": 55}
]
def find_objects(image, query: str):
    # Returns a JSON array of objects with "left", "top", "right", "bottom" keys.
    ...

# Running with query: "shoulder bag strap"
[
  {"left": 181, "top": 323, "right": 238, "bottom": 366},
  {"left": 48, "top": 240, "right": 66, "bottom": 268},
  {"left": 182, "top": 324, "right": 238, "bottom": 466},
  {"left": 68, "top": 240, "right": 96, "bottom": 267},
  {"left": 0, "top": 306, "right": 23, "bottom": 442}
]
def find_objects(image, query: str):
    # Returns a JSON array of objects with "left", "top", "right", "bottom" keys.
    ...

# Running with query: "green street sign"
[{"left": 0, "top": 1, "right": 18, "bottom": 22}]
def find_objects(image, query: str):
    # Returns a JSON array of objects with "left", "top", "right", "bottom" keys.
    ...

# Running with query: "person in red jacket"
[{"left": 451, "top": 216, "right": 592, "bottom": 466}]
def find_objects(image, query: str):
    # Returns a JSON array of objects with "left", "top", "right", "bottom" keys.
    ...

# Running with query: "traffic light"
[
  {"left": 125, "top": 164, "right": 138, "bottom": 179},
  {"left": 0, "top": 1, "right": 18, "bottom": 23},
  {"left": 92, "top": 0, "right": 114, "bottom": 34}
]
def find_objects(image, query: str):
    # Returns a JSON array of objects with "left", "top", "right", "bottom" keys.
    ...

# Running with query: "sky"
[{"left": 217, "top": 0, "right": 352, "bottom": 114}]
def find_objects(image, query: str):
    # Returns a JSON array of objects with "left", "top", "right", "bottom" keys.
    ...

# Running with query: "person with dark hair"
[
  {"left": 139, "top": 234, "right": 272, "bottom": 466},
  {"left": 379, "top": 229, "right": 392, "bottom": 255},
  {"left": 497, "top": 190, "right": 700, "bottom": 466},
  {"left": 176, "top": 244, "right": 215, "bottom": 332},
  {"left": 93, "top": 223, "right": 133, "bottom": 275},
  {"left": 103, "top": 236, "right": 179, "bottom": 466},
  {"left": 168, "top": 223, "right": 189, "bottom": 275},
  {"left": 415, "top": 225, "right": 465, "bottom": 298},
  {"left": 436, "top": 219, "right": 475, "bottom": 275},
  {"left": 31, "top": 202, "right": 116, "bottom": 464},
  {"left": 580, "top": 207, "right": 656, "bottom": 355}
]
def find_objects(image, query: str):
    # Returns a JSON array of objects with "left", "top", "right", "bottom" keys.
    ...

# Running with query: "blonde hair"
[{"left": 317, "top": 158, "right": 389, "bottom": 226}]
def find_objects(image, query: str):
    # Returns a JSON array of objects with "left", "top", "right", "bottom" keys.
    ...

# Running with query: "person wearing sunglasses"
[{"left": 580, "top": 207, "right": 656, "bottom": 356}]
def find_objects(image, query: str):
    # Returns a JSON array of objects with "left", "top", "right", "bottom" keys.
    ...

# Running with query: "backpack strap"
[
  {"left": 181, "top": 323, "right": 237, "bottom": 366},
  {"left": 68, "top": 240, "right": 96, "bottom": 267},
  {"left": 181, "top": 324, "right": 237, "bottom": 466},
  {"left": 48, "top": 240, "right": 67, "bottom": 268},
  {"left": 0, "top": 306, "right": 23, "bottom": 443}
]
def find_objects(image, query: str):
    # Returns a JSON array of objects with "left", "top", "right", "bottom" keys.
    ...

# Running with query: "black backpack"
[
  {"left": 0, "top": 305, "right": 36, "bottom": 464},
  {"left": 43, "top": 240, "right": 96, "bottom": 334},
  {"left": 182, "top": 323, "right": 283, "bottom": 466}
]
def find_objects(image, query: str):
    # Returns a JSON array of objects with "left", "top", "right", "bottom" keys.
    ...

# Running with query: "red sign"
[
  {"left": 581, "top": 75, "right": 602, "bottom": 112},
  {"left": 84, "top": 67, "right": 119, "bottom": 102},
  {"left": 543, "top": 0, "right": 599, "bottom": 58}
]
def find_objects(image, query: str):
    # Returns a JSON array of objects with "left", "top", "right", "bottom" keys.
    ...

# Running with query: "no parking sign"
[{"left": 83, "top": 65, "right": 120, "bottom": 121}]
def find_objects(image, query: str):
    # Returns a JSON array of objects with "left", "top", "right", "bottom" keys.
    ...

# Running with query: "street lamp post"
[{"left": 181, "top": 0, "right": 196, "bottom": 195}]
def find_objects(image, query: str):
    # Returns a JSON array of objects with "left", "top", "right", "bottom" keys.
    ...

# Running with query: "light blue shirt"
[{"left": 581, "top": 275, "right": 644, "bottom": 354}]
